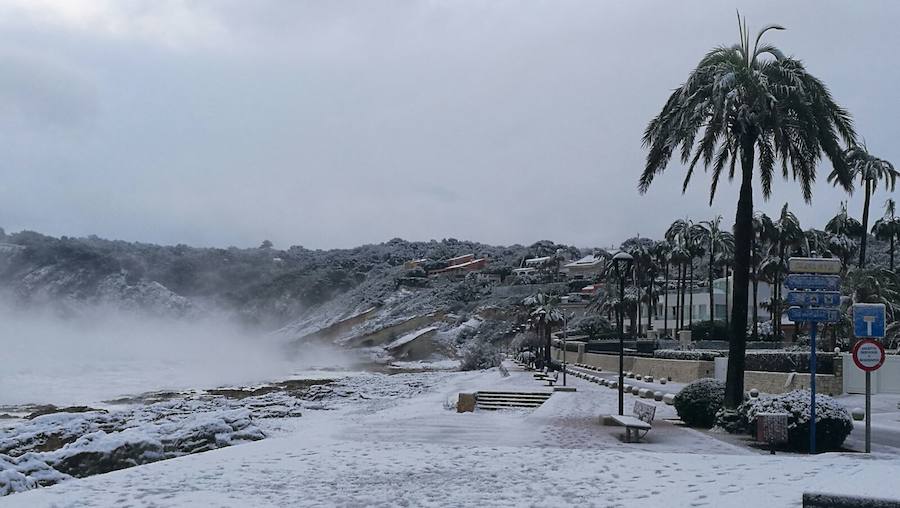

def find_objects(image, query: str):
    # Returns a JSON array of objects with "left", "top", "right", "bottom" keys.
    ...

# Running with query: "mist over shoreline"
[{"left": 0, "top": 301, "right": 350, "bottom": 407}]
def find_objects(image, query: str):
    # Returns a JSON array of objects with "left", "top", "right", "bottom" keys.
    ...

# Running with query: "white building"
[
  {"left": 650, "top": 277, "right": 774, "bottom": 331},
  {"left": 561, "top": 254, "right": 606, "bottom": 280}
]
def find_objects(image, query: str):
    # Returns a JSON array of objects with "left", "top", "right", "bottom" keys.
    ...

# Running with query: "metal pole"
[
  {"left": 865, "top": 371, "right": 872, "bottom": 453},
  {"left": 563, "top": 315, "right": 567, "bottom": 386},
  {"left": 618, "top": 274, "right": 625, "bottom": 416},
  {"left": 810, "top": 321, "right": 817, "bottom": 454}
]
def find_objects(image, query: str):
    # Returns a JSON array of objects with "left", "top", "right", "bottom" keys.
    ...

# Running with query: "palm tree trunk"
[
  {"left": 675, "top": 264, "right": 682, "bottom": 332},
  {"left": 724, "top": 264, "right": 730, "bottom": 337},
  {"left": 689, "top": 259, "right": 694, "bottom": 330},
  {"left": 860, "top": 179, "right": 871, "bottom": 268},
  {"left": 663, "top": 263, "right": 669, "bottom": 337},
  {"left": 891, "top": 235, "right": 895, "bottom": 272},
  {"left": 752, "top": 270, "right": 759, "bottom": 341},
  {"left": 709, "top": 248, "right": 715, "bottom": 330},
  {"left": 647, "top": 282, "right": 653, "bottom": 333},
  {"left": 724, "top": 138, "right": 754, "bottom": 410},
  {"left": 776, "top": 243, "right": 786, "bottom": 342},
  {"left": 680, "top": 263, "right": 687, "bottom": 331}
]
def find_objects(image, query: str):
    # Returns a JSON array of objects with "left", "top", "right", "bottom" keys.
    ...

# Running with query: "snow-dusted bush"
[
  {"left": 674, "top": 378, "right": 725, "bottom": 428},
  {"left": 459, "top": 343, "right": 501, "bottom": 371},
  {"left": 736, "top": 390, "right": 853, "bottom": 452},
  {"left": 654, "top": 350, "right": 724, "bottom": 361}
]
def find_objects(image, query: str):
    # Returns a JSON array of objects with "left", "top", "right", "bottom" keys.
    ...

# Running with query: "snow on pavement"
[{"left": 2, "top": 363, "right": 898, "bottom": 507}]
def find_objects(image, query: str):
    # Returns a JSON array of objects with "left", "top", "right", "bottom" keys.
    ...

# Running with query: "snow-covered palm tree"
[
  {"left": 764, "top": 204, "right": 805, "bottom": 340},
  {"left": 522, "top": 293, "right": 565, "bottom": 368},
  {"left": 872, "top": 199, "right": 900, "bottom": 271},
  {"left": 638, "top": 15, "right": 855, "bottom": 408},
  {"left": 651, "top": 241, "right": 672, "bottom": 337},
  {"left": 750, "top": 212, "right": 774, "bottom": 339},
  {"left": 825, "top": 202, "right": 864, "bottom": 274},
  {"left": 695, "top": 216, "right": 735, "bottom": 333},
  {"left": 828, "top": 144, "right": 898, "bottom": 268}
]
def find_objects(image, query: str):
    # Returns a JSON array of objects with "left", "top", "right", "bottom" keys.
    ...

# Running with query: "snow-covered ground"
[{"left": 2, "top": 362, "right": 898, "bottom": 507}]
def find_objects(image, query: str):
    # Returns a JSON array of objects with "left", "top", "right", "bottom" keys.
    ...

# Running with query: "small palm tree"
[
  {"left": 652, "top": 241, "right": 673, "bottom": 337},
  {"left": 639, "top": 14, "right": 855, "bottom": 408},
  {"left": 825, "top": 202, "right": 864, "bottom": 274},
  {"left": 666, "top": 219, "right": 694, "bottom": 332},
  {"left": 695, "top": 216, "right": 735, "bottom": 334},
  {"left": 523, "top": 293, "right": 565, "bottom": 368},
  {"left": 872, "top": 199, "right": 900, "bottom": 271},
  {"left": 828, "top": 144, "right": 898, "bottom": 268},
  {"left": 765, "top": 204, "right": 805, "bottom": 340},
  {"left": 750, "top": 212, "right": 775, "bottom": 339}
]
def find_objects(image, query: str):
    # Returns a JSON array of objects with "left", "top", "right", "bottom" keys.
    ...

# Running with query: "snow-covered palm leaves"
[
  {"left": 872, "top": 199, "right": 900, "bottom": 270},
  {"left": 825, "top": 202, "right": 864, "bottom": 273},
  {"left": 639, "top": 16, "right": 854, "bottom": 202},
  {"left": 639, "top": 14, "right": 856, "bottom": 409},
  {"left": 829, "top": 145, "right": 898, "bottom": 268}
]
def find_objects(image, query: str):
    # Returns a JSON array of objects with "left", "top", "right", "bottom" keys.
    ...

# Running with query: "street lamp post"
[
  {"left": 538, "top": 309, "right": 549, "bottom": 369},
  {"left": 613, "top": 251, "right": 634, "bottom": 416}
]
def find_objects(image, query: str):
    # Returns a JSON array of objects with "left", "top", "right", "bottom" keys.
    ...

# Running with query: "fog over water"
[{"left": 0, "top": 303, "right": 347, "bottom": 407}]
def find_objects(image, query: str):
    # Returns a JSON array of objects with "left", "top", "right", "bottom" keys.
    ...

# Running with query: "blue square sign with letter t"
[{"left": 853, "top": 303, "right": 886, "bottom": 338}]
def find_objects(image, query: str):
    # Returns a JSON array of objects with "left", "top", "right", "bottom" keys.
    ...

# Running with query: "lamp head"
[{"left": 612, "top": 251, "right": 634, "bottom": 278}]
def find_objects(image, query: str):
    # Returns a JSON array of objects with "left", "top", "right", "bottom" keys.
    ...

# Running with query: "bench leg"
[{"left": 624, "top": 428, "right": 631, "bottom": 443}]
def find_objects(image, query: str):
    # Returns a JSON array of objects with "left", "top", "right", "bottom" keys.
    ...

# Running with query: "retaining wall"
[{"left": 554, "top": 346, "right": 844, "bottom": 395}]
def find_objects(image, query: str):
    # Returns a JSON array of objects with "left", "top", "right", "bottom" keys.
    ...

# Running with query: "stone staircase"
[{"left": 474, "top": 391, "right": 552, "bottom": 411}]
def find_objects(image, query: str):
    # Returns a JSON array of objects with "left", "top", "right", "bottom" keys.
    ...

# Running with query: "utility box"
[
  {"left": 756, "top": 412, "right": 789, "bottom": 452},
  {"left": 678, "top": 330, "right": 692, "bottom": 348}
]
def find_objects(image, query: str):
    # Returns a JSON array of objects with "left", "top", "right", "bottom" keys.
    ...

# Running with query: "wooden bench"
[
  {"left": 543, "top": 371, "right": 559, "bottom": 386},
  {"left": 609, "top": 400, "right": 656, "bottom": 443}
]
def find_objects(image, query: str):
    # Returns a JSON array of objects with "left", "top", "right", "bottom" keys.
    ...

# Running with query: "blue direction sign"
[
  {"left": 786, "top": 291, "right": 842, "bottom": 308},
  {"left": 785, "top": 274, "right": 841, "bottom": 291},
  {"left": 853, "top": 303, "right": 886, "bottom": 338},
  {"left": 787, "top": 306, "right": 841, "bottom": 323}
]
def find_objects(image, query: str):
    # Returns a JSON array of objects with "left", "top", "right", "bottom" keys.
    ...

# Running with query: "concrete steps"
[{"left": 475, "top": 391, "right": 552, "bottom": 411}]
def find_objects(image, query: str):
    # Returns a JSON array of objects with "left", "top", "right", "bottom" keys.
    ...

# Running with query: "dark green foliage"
[
  {"left": 690, "top": 320, "right": 730, "bottom": 341},
  {"left": 674, "top": 378, "right": 725, "bottom": 428},
  {"left": 573, "top": 315, "right": 613, "bottom": 339}
]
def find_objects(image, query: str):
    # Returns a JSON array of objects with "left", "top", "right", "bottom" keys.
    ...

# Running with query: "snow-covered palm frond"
[
  {"left": 640, "top": 13, "right": 855, "bottom": 203},
  {"left": 830, "top": 144, "right": 899, "bottom": 193}
]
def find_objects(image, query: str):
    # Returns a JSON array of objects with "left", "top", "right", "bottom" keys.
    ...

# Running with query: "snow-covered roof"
[
  {"left": 564, "top": 255, "right": 604, "bottom": 268},
  {"left": 524, "top": 256, "right": 551, "bottom": 266}
]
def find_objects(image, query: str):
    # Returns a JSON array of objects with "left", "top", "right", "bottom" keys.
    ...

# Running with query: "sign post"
[
  {"left": 852, "top": 304, "right": 887, "bottom": 454},
  {"left": 786, "top": 257, "right": 842, "bottom": 454}
]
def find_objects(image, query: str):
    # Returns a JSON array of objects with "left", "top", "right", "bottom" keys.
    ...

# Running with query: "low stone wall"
[
  {"left": 553, "top": 346, "right": 843, "bottom": 395},
  {"left": 743, "top": 370, "right": 843, "bottom": 396},
  {"left": 551, "top": 347, "right": 714, "bottom": 383}
]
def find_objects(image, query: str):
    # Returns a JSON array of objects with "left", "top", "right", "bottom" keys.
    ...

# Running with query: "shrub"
[
  {"left": 690, "top": 320, "right": 729, "bottom": 341},
  {"left": 743, "top": 351, "right": 835, "bottom": 375},
  {"left": 459, "top": 342, "right": 501, "bottom": 371},
  {"left": 573, "top": 315, "right": 613, "bottom": 339},
  {"left": 654, "top": 349, "right": 724, "bottom": 361},
  {"left": 736, "top": 390, "right": 853, "bottom": 452},
  {"left": 674, "top": 378, "right": 725, "bottom": 428}
]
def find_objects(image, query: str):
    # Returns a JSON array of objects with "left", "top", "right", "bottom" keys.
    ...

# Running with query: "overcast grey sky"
[{"left": 0, "top": 1, "right": 896, "bottom": 249}]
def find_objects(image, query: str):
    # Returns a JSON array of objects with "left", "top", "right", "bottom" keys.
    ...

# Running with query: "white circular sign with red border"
[{"left": 852, "top": 339, "right": 886, "bottom": 372}]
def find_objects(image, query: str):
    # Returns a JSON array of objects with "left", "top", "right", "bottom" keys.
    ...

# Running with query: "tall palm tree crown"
[
  {"left": 828, "top": 144, "right": 898, "bottom": 268},
  {"left": 639, "top": 15, "right": 856, "bottom": 409}
]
